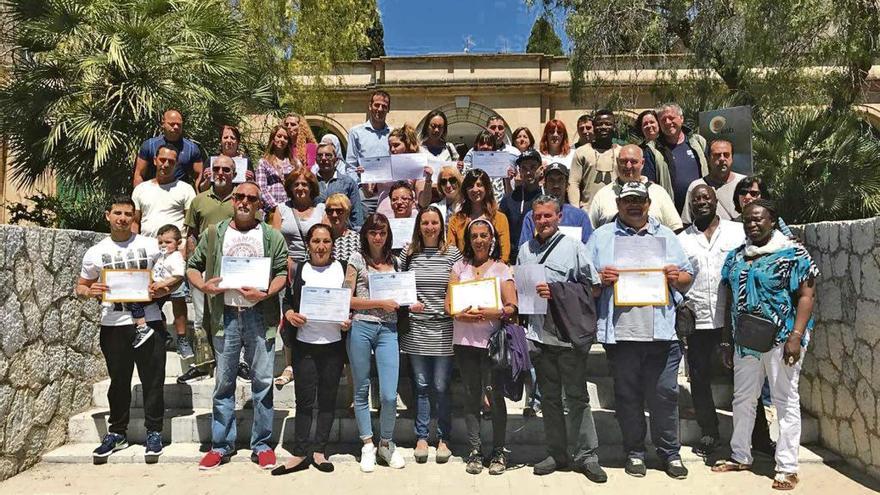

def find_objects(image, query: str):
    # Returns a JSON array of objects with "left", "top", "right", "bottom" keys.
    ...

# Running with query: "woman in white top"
[
  {"left": 272, "top": 168, "right": 327, "bottom": 263},
  {"left": 420, "top": 110, "right": 460, "bottom": 162},
  {"left": 538, "top": 119, "right": 575, "bottom": 170},
  {"left": 273, "top": 224, "right": 350, "bottom": 475}
]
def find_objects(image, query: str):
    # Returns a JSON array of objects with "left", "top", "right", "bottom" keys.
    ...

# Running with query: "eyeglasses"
[
  {"left": 232, "top": 193, "right": 259, "bottom": 203},
  {"left": 439, "top": 177, "right": 459, "bottom": 187},
  {"left": 317, "top": 153, "right": 335, "bottom": 158},
  {"left": 738, "top": 190, "right": 761, "bottom": 198},
  {"left": 212, "top": 167, "right": 232, "bottom": 173},
  {"left": 326, "top": 207, "right": 346, "bottom": 215}
]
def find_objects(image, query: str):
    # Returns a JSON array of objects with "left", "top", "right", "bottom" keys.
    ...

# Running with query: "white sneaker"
[
  {"left": 360, "top": 443, "right": 377, "bottom": 473},
  {"left": 377, "top": 440, "right": 405, "bottom": 469}
]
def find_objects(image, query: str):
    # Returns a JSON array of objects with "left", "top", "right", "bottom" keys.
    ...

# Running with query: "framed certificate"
[
  {"left": 613, "top": 269, "right": 669, "bottom": 307},
  {"left": 369, "top": 271, "right": 417, "bottom": 306},
  {"left": 102, "top": 269, "right": 152, "bottom": 303},
  {"left": 449, "top": 277, "right": 501, "bottom": 314},
  {"left": 300, "top": 287, "right": 351, "bottom": 322}
]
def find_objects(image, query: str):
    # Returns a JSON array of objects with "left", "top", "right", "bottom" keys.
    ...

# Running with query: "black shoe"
[
  {"left": 176, "top": 367, "right": 209, "bottom": 384},
  {"left": 665, "top": 459, "right": 688, "bottom": 479},
  {"left": 576, "top": 461, "right": 608, "bottom": 483},
  {"left": 533, "top": 455, "right": 562, "bottom": 475},
  {"left": 271, "top": 457, "right": 310, "bottom": 476},
  {"left": 753, "top": 440, "right": 777, "bottom": 457},
  {"left": 237, "top": 362, "right": 251, "bottom": 381},
  {"left": 625, "top": 457, "right": 647, "bottom": 477},
  {"left": 144, "top": 431, "right": 163, "bottom": 464},
  {"left": 93, "top": 433, "right": 128, "bottom": 459},
  {"left": 522, "top": 407, "right": 536, "bottom": 418},
  {"left": 693, "top": 435, "right": 720, "bottom": 458},
  {"left": 314, "top": 460, "right": 334, "bottom": 473}
]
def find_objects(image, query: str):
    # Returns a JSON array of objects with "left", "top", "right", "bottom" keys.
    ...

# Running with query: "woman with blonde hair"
[
  {"left": 325, "top": 193, "right": 361, "bottom": 263},
  {"left": 418, "top": 165, "right": 463, "bottom": 221},
  {"left": 283, "top": 113, "right": 318, "bottom": 167},
  {"left": 255, "top": 124, "right": 295, "bottom": 214}
]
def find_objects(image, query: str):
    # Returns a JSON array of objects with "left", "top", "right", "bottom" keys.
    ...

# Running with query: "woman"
[
  {"left": 445, "top": 218, "right": 518, "bottom": 475},
  {"left": 466, "top": 131, "right": 513, "bottom": 199},
  {"left": 420, "top": 110, "right": 459, "bottom": 162},
  {"left": 374, "top": 123, "right": 422, "bottom": 217},
  {"left": 255, "top": 124, "right": 296, "bottom": 214},
  {"left": 447, "top": 168, "right": 512, "bottom": 263},
  {"left": 399, "top": 206, "right": 462, "bottom": 464},
  {"left": 418, "top": 166, "right": 463, "bottom": 220},
  {"left": 273, "top": 224, "right": 350, "bottom": 476},
  {"left": 512, "top": 127, "right": 536, "bottom": 154},
  {"left": 732, "top": 176, "right": 794, "bottom": 237},
  {"left": 344, "top": 213, "right": 405, "bottom": 472},
  {"left": 713, "top": 199, "right": 817, "bottom": 491},
  {"left": 636, "top": 110, "right": 662, "bottom": 184},
  {"left": 283, "top": 112, "right": 318, "bottom": 167},
  {"left": 325, "top": 193, "right": 360, "bottom": 263},
  {"left": 198, "top": 124, "right": 252, "bottom": 190},
  {"left": 538, "top": 119, "right": 575, "bottom": 169}
]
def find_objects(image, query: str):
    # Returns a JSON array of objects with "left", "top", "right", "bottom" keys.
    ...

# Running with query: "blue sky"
[{"left": 376, "top": 0, "right": 570, "bottom": 55}]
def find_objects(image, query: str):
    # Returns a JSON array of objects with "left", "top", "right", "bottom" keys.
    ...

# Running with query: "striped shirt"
[{"left": 397, "top": 246, "right": 462, "bottom": 356}]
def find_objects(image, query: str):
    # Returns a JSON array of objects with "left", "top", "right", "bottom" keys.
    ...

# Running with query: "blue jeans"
[
  {"left": 408, "top": 354, "right": 453, "bottom": 441},
  {"left": 211, "top": 307, "right": 275, "bottom": 454},
  {"left": 347, "top": 320, "right": 398, "bottom": 441}
]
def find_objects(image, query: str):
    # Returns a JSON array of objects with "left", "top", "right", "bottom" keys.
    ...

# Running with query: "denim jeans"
[
  {"left": 408, "top": 354, "right": 453, "bottom": 441},
  {"left": 211, "top": 306, "right": 275, "bottom": 454},
  {"left": 347, "top": 320, "right": 399, "bottom": 441}
]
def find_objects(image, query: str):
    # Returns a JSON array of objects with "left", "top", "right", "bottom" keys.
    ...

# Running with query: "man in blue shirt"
[
  {"left": 315, "top": 142, "right": 364, "bottom": 229},
  {"left": 586, "top": 181, "right": 693, "bottom": 480},
  {"left": 344, "top": 90, "right": 392, "bottom": 182},
  {"left": 133, "top": 109, "right": 204, "bottom": 187},
  {"left": 500, "top": 149, "right": 543, "bottom": 263},
  {"left": 519, "top": 163, "right": 593, "bottom": 246}
]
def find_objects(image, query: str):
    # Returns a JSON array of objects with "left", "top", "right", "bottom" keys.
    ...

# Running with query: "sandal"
[
  {"left": 274, "top": 366, "right": 293, "bottom": 386},
  {"left": 772, "top": 473, "right": 799, "bottom": 490},
  {"left": 711, "top": 459, "right": 752, "bottom": 472}
]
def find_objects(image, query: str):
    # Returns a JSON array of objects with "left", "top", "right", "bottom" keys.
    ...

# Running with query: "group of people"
[{"left": 73, "top": 90, "right": 817, "bottom": 491}]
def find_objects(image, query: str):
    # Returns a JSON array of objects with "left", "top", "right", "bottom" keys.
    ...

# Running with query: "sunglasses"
[
  {"left": 212, "top": 167, "right": 232, "bottom": 173},
  {"left": 439, "top": 177, "right": 459, "bottom": 187},
  {"left": 326, "top": 207, "right": 346, "bottom": 215},
  {"left": 232, "top": 193, "right": 259, "bottom": 203},
  {"left": 738, "top": 190, "right": 761, "bottom": 198}
]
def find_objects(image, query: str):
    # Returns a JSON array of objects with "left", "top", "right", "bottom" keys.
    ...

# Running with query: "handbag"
[
  {"left": 675, "top": 296, "right": 697, "bottom": 341},
  {"left": 735, "top": 313, "right": 779, "bottom": 353},
  {"left": 488, "top": 323, "right": 514, "bottom": 371}
]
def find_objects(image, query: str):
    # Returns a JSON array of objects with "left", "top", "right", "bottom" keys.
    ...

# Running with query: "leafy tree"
[
  {"left": 526, "top": 15, "right": 564, "bottom": 55},
  {"left": 358, "top": 0, "right": 386, "bottom": 60}
]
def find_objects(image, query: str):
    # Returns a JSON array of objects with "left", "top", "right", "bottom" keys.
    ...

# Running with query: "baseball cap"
[
  {"left": 617, "top": 181, "right": 648, "bottom": 199},
  {"left": 544, "top": 162, "right": 569, "bottom": 177},
  {"left": 515, "top": 148, "right": 541, "bottom": 166}
]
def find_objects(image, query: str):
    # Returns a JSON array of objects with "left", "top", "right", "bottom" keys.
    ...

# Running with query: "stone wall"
[
  {"left": 796, "top": 217, "right": 880, "bottom": 479},
  {"left": 0, "top": 225, "right": 108, "bottom": 480}
]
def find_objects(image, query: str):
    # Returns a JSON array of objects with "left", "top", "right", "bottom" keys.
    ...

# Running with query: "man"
[
  {"left": 574, "top": 114, "right": 594, "bottom": 149},
  {"left": 519, "top": 163, "right": 593, "bottom": 247},
  {"left": 500, "top": 149, "right": 543, "bottom": 262},
  {"left": 76, "top": 196, "right": 174, "bottom": 463},
  {"left": 588, "top": 144, "right": 683, "bottom": 231},
  {"left": 568, "top": 109, "right": 620, "bottom": 210},
  {"left": 586, "top": 182, "right": 693, "bottom": 480},
  {"left": 677, "top": 185, "right": 745, "bottom": 456},
  {"left": 132, "top": 144, "right": 196, "bottom": 361},
  {"left": 463, "top": 114, "right": 519, "bottom": 201},
  {"left": 653, "top": 103, "right": 709, "bottom": 213},
  {"left": 315, "top": 142, "right": 364, "bottom": 229},
  {"left": 133, "top": 108, "right": 204, "bottom": 187},
  {"left": 188, "top": 181, "right": 288, "bottom": 471},
  {"left": 518, "top": 195, "right": 607, "bottom": 483},
  {"left": 680, "top": 140, "right": 746, "bottom": 224},
  {"left": 344, "top": 90, "right": 392, "bottom": 182}
]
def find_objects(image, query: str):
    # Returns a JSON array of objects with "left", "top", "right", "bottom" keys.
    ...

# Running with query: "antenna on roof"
[{"left": 463, "top": 35, "right": 475, "bottom": 53}]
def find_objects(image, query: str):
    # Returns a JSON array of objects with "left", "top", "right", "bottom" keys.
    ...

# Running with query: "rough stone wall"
[
  {"left": 796, "top": 217, "right": 880, "bottom": 479},
  {"left": 0, "top": 225, "right": 108, "bottom": 480}
]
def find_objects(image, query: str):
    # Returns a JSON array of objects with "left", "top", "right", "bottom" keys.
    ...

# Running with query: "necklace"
[{"left": 473, "top": 258, "right": 494, "bottom": 278}]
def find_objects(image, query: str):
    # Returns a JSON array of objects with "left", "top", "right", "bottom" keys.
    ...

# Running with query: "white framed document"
[
  {"left": 471, "top": 151, "right": 514, "bottom": 178},
  {"left": 210, "top": 156, "right": 248, "bottom": 183},
  {"left": 613, "top": 236, "right": 666, "bottom": 269},
  {"left": 388, "top": 217, "right": 416, "bottom": 249},
  {"left": 613, "top": 269, "right": 669, "bottom": 307},
  {"left": 449, "top": 278, "right": 501, "bottom": 314},
  {"left": 369, "top": 271, "right": 417, "bottom": 306},
  {"left": 514, "top": 264, "right": 547, "bottom": 315},
  {"left": 391, "top": 153, "right": 428, "bottom": 181},
  {"left": 300, "top": 287, "right": 351, "bottom": 322},
  {"left": 102, "top": 269, "right": 152, "bottom": 303},
  {"left": 558, "top": 226, "right": 582, "bottom": 242},
  {"left": 218, "top": 256, "right": 271, "bottom": 290},
  {"left": 360, "top": 156, "right": 393, "bottom": 183}
]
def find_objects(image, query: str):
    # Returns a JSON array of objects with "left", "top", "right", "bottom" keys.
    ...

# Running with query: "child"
[{"left": 131, "top": 224, "right": 185, "bottom": 348}]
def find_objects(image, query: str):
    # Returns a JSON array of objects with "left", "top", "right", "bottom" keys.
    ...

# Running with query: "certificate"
[
  {"left": 613, "top": 269, "right": 669, "bottom": 306},
  {"left": 218, "top": 256, "right": 270, "bottom": 290},
  {"left": 426, "top": 156, "right": 458, "bottom": 182},
  {"left": 300, "top": 287, "right": 351, "bottom": 322},
  {"left": 369, "top": 271, "right": 417, "bottom": 306},
  {"left": 558, "top": 226, "right": 582, "bottom": 242},
  {"left": 514, "top": 264, "right": 547, "bottom": 315},
  {"left": 613, "top": 236, "right": 666, "bottom": 269},
  {"left": 388, "top": 217, "right": 416, "bottom": 249},
  {"left": 360, "top": 156, "right": 393, "bottom": 183},
  {"left": 391, "top": 153, "right": 428, "bottom": 180},
  {"left": 472, "top": 151, "right": 514, "bottom": 178},
  {"left": 449, "top": 278, "right": 501, "bottom": 314},
  {"left": 102, "top": 269, "right": 152, "bottom": 303},
  {"left": 210, "top": 156, "right": 248, "bottom": 183}
]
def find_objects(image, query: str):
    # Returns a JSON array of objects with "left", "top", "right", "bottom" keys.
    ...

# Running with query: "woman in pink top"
[{"left": 445, "top": 218, "right": 517, "bottom": 476}]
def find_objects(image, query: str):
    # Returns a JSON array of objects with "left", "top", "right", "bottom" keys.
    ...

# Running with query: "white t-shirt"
[
  {"left": 153, "top": 250, "right": 185, "bottom": 282},
  {"left": 540, "top": 149, "right": 576, "bottom": 170},
  {"left": 80, "top": 234, "right": 162, "bottom": 326},
  {"left": 222, "top": 225, "right": 264, "bottom": 307},
  {"left": 296, "top": 261, "right": 346, "bottom": 344},
  {"left": 132, "top": 179, "right": 196, "bottom": 237}
]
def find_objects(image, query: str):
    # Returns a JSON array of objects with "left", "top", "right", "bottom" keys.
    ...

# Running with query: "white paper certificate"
[
  {"left": 391, "top": 153, "right": 428, "bottom": 180},
  {"left": 613, "top": 269, "right": 669, "bottom": 306},
  {"left": 210, "top": 156, "right": 248, "bottom": 183},
  {"left": 558, "top": 226, "right": 583, "bottom": 242},
  {"left": 102, "top": 269, "right": 152, "bottom": 303},
  {"left": 472, "top": 151, "right": 514, "bottom": 178},
  {"left": 218, "top": 256, "right": 271, "bottom": 290},
  {"left": 369, "top": 271, "right": 417, "bottom": 306},
  {"left": 388, "top": 217, "right": 416, "bottom": 249},
  {"left": 426, "top": 156, "right": 458, "bottom": 182},
  {"left": 514, "top": 264, "right": 547, "bottom": 315},
  {"left": 360, "top": 156, "right": 393, "bottom": 183},
  {"left": 613, "top": 236, "right": 666, "bottom": 269},
  {"left": 450, "top": 278, "right": 501, "bottom": 314},
  {"left": 300, "top": 287, "right": 351, "bottom": 322}
]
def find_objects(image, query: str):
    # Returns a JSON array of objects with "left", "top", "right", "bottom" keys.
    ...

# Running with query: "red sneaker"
[
  {"left": 199, "top": 450, "right": 228, "bottom": 470},
  {"left": 254, "top": 449, "right": 276, "bottom": 470}
]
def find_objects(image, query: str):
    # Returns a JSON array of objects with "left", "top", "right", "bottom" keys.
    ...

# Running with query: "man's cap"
[
  {"left": 515, "top": 148, "right": 541, "bottom": 165},
  {"left": 544, "top": 162, "right": 569, "bottom": 177},
  {"left": 617, "top": 181, "right": 649, "bottom": 199}
]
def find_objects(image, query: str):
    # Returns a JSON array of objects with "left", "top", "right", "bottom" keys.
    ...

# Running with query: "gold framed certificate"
[
  {"left": 101, "top": 269, "right": 152, "bottom": 303},
  {"left": 449, "top": 278, "right": 501, "bottom": 314},
  {"left": 613, "top": 269, "right": 669, "bottom": 307}
]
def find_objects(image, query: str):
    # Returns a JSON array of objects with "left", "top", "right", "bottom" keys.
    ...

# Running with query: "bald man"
[{"left": 133, "top": 108, "right": 204, "bottom": 187}]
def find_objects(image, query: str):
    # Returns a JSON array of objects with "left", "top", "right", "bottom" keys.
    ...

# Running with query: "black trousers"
[
  {"left": 454, "top": 344, "right": 507, "bottom": 451},
  {"left": 100, "top": 322, "right": 167, "bottom": 435},
  {"left": 292, "top": 339, "right": 346, "bottom": 456}
]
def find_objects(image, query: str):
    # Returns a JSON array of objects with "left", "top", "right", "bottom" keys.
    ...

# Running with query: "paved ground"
[{"left": 3, "top": 452, "right": 878, "bottom": 495}]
